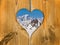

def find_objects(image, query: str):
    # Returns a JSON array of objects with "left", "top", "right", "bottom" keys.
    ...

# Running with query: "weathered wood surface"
[{"left": 0, "top": 0, "right": 60, "bottom": 45}]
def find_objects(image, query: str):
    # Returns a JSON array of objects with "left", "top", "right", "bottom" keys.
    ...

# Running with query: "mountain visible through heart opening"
[{"left": 16, "top": 8, "right": 44, "bottom": 37}]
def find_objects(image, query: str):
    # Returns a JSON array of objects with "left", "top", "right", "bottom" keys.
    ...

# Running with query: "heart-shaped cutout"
[{"left": 16, "top": 8, "right": 44, "bottom": 37}]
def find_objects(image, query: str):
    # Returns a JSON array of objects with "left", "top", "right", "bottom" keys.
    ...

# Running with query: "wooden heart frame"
[{"left": 0, "top": 0, "right": 60, "bottom": 45}]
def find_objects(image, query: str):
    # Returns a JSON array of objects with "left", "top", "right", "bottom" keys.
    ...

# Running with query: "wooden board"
[{"left": 0, "top": 0, "right": 60, "bottom": 45}]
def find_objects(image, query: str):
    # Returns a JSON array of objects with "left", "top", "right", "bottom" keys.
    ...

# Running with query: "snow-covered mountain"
[
  {"left": 17, "top": 14, "right": 32, "bottom": 28},
  {"left": 17, "top": 14, "right": 32, "bottom": 21},
  {"left": 17, "top": 14, "right": 43, "bottom": 37}
]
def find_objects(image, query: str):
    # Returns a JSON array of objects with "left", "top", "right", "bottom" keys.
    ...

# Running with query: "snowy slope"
[{"left": 17, "top": 14, "right": 43, "bottom": 37}]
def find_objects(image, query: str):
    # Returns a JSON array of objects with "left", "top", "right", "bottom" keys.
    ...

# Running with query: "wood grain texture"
[{"left": 0, "top": 0, "right": 60, "bottom": 45}]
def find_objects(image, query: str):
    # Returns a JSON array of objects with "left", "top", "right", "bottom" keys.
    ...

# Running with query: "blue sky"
[{"left": 16, "top": 8, "right": 44, "bottom": 19}]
